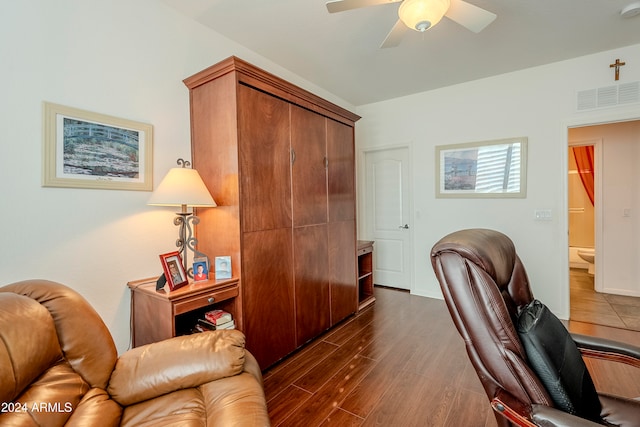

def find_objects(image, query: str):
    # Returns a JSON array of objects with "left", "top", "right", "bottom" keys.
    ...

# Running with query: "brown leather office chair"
[{"left": 430, "top": 228, "right": 640, "bottom": 427}]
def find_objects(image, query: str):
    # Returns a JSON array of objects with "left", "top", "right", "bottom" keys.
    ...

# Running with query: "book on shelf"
[
  {"left": 192, "top": 309, "right": 236, "bottom": 333},
  {"left": 204, "top": 309, "right": 233, "bottom": 325},
  {"left": 194, "top": 318, "right": 235, "bottom": 332},
  {"left": 215, "top": 320, "right": 235, "bottom": 330},
  {"left": 197, "top": 318, "right": 217, "bottom": 331}
]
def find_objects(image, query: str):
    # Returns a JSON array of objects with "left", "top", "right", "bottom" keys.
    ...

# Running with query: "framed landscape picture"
[
  {"left": 435, "top": 137, "right": 528, "bottom": 198},
  {"left": 42, "top": 102, "right": 153, "bottom": 191}
]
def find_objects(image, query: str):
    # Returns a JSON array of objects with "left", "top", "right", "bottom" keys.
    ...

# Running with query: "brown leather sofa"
[{"left": 0, "top": 279, "right": 270, "bottom": 426}]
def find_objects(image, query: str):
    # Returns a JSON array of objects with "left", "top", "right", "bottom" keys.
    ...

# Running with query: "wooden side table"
[
  {"left": 357, "top": 240, "right": 375, "bottom": 310},
  {"left": 128, "top": 277, "right": 240, "bottom": 348}
]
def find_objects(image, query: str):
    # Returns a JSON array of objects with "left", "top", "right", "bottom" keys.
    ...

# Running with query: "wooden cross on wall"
[{"left": 610, "top": 58, "right": 626, "bottom": 81}]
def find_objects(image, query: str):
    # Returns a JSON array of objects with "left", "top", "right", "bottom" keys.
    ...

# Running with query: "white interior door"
[{"left": 364, "top": 147, "right": 411, "bottom": 290}]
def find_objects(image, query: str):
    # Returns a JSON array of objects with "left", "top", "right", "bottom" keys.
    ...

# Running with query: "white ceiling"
[{"left": 160, "top": 0, "right": 640, "bottom": 106}]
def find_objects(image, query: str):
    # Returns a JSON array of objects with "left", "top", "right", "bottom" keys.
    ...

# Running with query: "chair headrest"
[{"left": 431, "top": 228, "right": 517, "bottom": 288}]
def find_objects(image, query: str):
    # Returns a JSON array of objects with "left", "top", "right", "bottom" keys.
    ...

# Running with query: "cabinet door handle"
[
  {"left": 324, "top": 157, "right": 328, "bottom": 168},
  {"left": 207, "top": 297, "right": 215, "bottom": 304},
  {"left": 291, "top": 148, "right": 296, "bottom": 165},
  {"left": 398, "top": 224, "right": 409, "bottom": 229}
]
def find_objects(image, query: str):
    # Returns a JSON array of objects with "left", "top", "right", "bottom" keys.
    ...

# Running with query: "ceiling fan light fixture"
[
  {"left": 621, "top": 1, "right": 640, "bottom": 18},
  {"left": 399, "top": 0, "right": 451, "bottom": 32}
]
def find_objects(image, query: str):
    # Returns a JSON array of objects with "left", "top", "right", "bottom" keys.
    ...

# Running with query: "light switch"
[{"left": 534, "top": 209, "right": 552, "bottom": 221}]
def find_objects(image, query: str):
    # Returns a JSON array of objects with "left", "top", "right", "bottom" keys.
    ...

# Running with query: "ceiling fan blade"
[
  {"left": 380, "top": 19, "right": 407, "bottom": 48},
  {"left": 326, "top": 0, "right": 402, "bottom": 14},
  {"left": 445, "top": 0, "right": 496, "bottom": 33}
]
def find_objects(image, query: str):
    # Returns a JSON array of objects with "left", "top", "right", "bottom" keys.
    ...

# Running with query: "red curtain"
[{"left": 572, "top": 146, "right": 594, "bottom": 206}]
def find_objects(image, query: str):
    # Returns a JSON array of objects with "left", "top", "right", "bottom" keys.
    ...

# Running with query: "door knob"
[{"left": 398, "top": 224, "right": 409, "bottom": 229}]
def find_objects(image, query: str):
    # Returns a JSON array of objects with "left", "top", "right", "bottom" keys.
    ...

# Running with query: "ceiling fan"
[{"left": 326, "top": 0, "right": 497, "bottom": 48}]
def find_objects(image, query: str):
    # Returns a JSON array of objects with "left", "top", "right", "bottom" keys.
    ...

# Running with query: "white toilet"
[{"left": 577, "top": 248, "right": 595, "bottom": 275}]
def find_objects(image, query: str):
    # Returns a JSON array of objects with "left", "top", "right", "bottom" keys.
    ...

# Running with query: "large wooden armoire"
[{"left": 184, "top": 57, "right": 361, "bottom": 368}]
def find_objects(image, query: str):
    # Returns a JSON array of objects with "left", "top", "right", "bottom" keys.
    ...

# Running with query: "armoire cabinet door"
[
  {"left": 327, "top": 118, "right": 356, "bottom": 222},
  {"left": 242, "top": 228, "right": 296, "bottom": 368},
  {"left": 291, "top": 105, "right": 328, "bottom": 227},
  {"left": 327, "top": 119, "right": 357, "bottom": 325},
  {"left": 294, "top": 224, "right": 330, "bottom": 346},
  {"left": 238, "top": 84, "right": 292, "bottom": 232},
  {"left": 329, "top": 220, "right": 357, "bottom": 325}
]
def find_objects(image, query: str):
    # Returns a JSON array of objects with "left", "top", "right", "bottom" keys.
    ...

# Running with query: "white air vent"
[
  {"left": 619, "top": 82, "right": 640, "bottom": 104},
  {"left": 577, "top": 81, "right": 640, "bottom": 111},
  {"left": 577, "top": 89, "right": 596, "bottom": 110},
  {"left": 597, "top": 86, "right": 618, "bottom": 107}
]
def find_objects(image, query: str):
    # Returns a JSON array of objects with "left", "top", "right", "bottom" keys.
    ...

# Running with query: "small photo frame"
[
  {"left": 193, "top": 259, "right": 209, "bottom": 282},
  {"left": 215, "top": 256, "right": 232, "bottom": 279},
  {"left": 159, "top": 251, "right": 188, "bottom": 291}
]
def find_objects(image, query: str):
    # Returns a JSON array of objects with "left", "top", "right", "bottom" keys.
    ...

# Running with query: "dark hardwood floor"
[{"left": 263, "top": 286, "right": 640, "bottom": 426}]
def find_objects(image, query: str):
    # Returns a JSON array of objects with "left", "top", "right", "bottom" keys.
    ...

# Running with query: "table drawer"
[{"left": 174, "top": 286, "right": 238, "bottom": 315}]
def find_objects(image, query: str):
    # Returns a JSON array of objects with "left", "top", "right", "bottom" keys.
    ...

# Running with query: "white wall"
[
  {"left": 0, "top": 0, "right": 354, "bottom": 354},
  {"left": 355, "top": 44, "right": 640, "bottom": 318}
]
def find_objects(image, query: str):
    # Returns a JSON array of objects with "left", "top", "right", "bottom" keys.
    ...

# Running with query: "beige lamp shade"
[
  {"left": 399, "top": 0, "right": 450, "bottom": 32},
  {"left": 148, "top": 167, "right": 216, "bottom": 210}
]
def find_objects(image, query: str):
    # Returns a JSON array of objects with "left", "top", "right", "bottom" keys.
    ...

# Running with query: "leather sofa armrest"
[
  {"left": 571, "top": 333, "right": 640, "bottom": 368},
  {"left": 108, "top": 330, "right": 246, "bottom": 406},
  {"left": 243, "top": 350, "right": 264, "bottom": 386}
]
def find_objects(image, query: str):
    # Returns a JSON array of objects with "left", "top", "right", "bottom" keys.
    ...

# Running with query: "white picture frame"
[
  {"left": 214, "top": 256, "right": 232, "bottom": 279},
  {"left": 436, "top": 137, "right": 528, "bottom": 198},
  {"left": 43, "top": 102, "right": 153, "bottom": 191}
]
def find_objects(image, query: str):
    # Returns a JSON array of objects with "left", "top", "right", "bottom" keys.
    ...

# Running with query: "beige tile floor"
[{"left": 570, "top": 268, "right": 640, "bottom": 331}]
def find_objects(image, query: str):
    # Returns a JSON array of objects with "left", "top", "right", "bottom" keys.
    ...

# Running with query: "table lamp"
[{"left": 148, "top": 158, "right": 216, "bottom": 277}]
